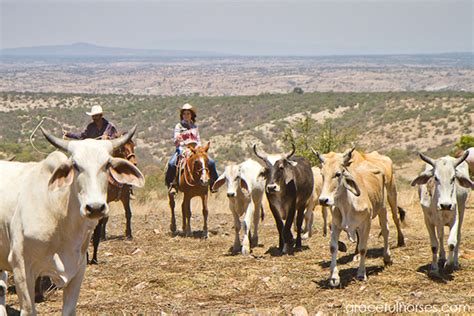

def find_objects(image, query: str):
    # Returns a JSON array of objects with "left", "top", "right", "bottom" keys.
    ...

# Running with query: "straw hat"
[{"left": 180, "top": 103, "right": 197, "bottom": 117}]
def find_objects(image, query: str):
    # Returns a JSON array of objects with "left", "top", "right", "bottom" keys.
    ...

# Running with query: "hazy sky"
[{"left": 1, "top": 0, "right": 472, "bottom": 55}]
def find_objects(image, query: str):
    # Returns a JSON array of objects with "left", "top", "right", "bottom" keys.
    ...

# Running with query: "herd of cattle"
[{"left": 0, "top": 127, "right": 473, "bottom": 314}]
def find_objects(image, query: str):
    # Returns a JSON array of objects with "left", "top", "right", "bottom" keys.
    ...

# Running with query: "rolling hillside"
[{"left": 0, "top": 91, "right": 473, "bottom": 171}]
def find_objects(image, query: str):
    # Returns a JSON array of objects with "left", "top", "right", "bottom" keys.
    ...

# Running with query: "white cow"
[
  {"left": 0, "top": 127, "right": 144, "bottom": 315},
  {"left": 411, "top": 151, "right": 473, "bottom": 275},
  {"left": 212, "top": 159, "right": 265, "bottom": 255}
]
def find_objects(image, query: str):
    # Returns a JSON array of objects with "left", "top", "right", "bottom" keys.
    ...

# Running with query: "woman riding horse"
[
  {"left": 165, "top": 103, "right": 218, "bottom": 194},
  {"left": 166, "top": 103, "right": 219, "bottom": 237}
]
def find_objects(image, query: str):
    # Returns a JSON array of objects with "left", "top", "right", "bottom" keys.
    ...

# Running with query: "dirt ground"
[{"left": 5, "top": 188, "right": 474, "bottom": 314}]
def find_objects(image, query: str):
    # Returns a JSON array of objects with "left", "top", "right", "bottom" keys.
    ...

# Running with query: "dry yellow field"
[{"left": 5, "top": 188, "right": 474, "bottom": 314}]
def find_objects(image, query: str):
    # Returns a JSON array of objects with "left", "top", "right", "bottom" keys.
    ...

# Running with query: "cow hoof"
[
  {"left": 35, "top": 293, "right": 45, "bottom": 303},
  {"left": 250, "top": 237, "right": 258, "bottom": 248},
  {"left": 89, "top": 259, "right": 98, "bottom": 265},
  {"left": 126, "top": 236, "right": 133, "bottom": 241},
  {"left": 185, "top": 231, "right": 193, "bottom": 238},
  {"left": 242, "top": 247, "right": 251, "bottom": 256},
  {"left": 444, "top": 262, "right": 455, "bottom": 274},
  {"left": 428, "top": 269, "right": 441, "bottom": 278},
  {"left": 329, "top": 277, "right": 340, "bottom": 287},
  {"left": 397, "top": 237, "right": 405, "bottom": 247},
  {"left": 384, "top": 257, "right": 393, "bottom": 266},
  {"left": 356, "top": 274, "right": 367, "bottom": 282},
  {"left": 201, "top": 232, "right": 208, "bottom": 239},
  {"left": 301, "top": 232, "right": 310, "bottom": 240}
]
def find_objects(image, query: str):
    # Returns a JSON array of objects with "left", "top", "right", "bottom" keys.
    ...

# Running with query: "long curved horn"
[
  {"left": 454, "top": 150, "right": 469, "bottom": 168},
  {"left": 418, "top": 152, "right": 435, "bottom": 167},
  {"left": 342, "top": 146, "right": 356, "bottom": 166},
  {"left": 284, "top": 143, "right": 296, "bottom": 160},
  {"left": 41, "top": 127, "right": 70, "bottom": 152},
  {"left": 110, "top": 125, "right": 137, "bottom": 150},
  {"left": 311, "top": 147, "right": 325, "bottom": 164},
  {"left": 253, "top": 144, "right": 268, "bottom": 162}
]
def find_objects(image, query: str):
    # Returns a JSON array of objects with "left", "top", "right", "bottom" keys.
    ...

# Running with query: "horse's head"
[
  {"left": 121, "top": 139, "right": 137, "bottom": 166},
  {"left": 105, "top": 134, "right": 137, "bottom": 166},
  {"left": 188, "top": 142, "right": 210, "bottom": 186}
]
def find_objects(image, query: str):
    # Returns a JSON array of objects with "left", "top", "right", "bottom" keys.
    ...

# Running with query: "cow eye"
[
  {"left": 335, "top": 172, "right": 341, "bottom": 178},
  {"left": 434, "top": 176, "right": 439, "bottom": 183},
  {"left": 450, "top": 177, "right": 455, "bottom": 184}
]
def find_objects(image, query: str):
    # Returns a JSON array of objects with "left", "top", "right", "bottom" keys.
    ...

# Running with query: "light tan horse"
[{"left": 169, "top": 142, "right": 211, "bottom": 238}]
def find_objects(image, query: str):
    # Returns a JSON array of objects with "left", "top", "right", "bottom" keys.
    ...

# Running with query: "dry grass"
[{"left": 5, "top": 189, "right": 474, "bottom": 314}]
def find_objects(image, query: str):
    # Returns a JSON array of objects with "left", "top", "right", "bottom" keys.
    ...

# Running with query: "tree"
[
  {"left": 282, "top": 113, "right": 354, "bottom": 166},
  {"left": 455, "top": 135, "right": 474, "bottom": 150}
]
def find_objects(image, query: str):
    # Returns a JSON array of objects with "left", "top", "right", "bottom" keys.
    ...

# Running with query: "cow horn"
[
  {"left": 342, "top": 146, "right": 356, "bottom": 166},
  {"left": 418, "top": 152, "right": 435, "bottom": 167},
  {"left": 454, "top": 150, "right": 469, "bottom": 168},
  {"left": 253, "top": 144, "right": 268, "bottom": 162},
  {"left": 110, "top": 125, "right": 137, "bottom": 150},
  {"left": 41, "top": 127, "right": 70, "bottom": 152},
  {"left": 311, "top": 147, "right": 325, "bottom": 164},
  {"left": 284, "top": 143, "right": 296, "bottom": 160}
]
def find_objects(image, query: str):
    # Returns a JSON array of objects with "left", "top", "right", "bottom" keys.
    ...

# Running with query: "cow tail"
[
  {"left": 260, "top": 206, "right": 265, "bottom": 222},
  {"left": 398, "top": 207, "right": 406, "bottom": 222}
]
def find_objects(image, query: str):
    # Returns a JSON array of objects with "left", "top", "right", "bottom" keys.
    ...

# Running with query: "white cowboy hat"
[
  {"left": 180, "top": 103, "right": 197, "bottom": 116},
  {"left": 86, "top": 105, "right": 104, "bottom": 116}
]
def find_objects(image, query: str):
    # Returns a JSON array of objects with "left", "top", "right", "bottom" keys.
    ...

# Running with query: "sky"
[{"left": 1, "top": 0, "right": 473, "bottom": 55}]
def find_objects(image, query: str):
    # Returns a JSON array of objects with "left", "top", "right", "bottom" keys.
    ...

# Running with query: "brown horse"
[
  {"left": 169, "top": 142, "right": 211, "bottom": 238},
  {"left": 90, "top": 136, "right": 137, "bottom": 264}
]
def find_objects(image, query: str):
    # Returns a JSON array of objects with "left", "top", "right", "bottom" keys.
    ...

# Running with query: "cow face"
[
  {"left": 253, "top": 144, "right": 297, "bottom": 194},
  {"left": 212, "top": 165, "right": 249, "bottom": 197},
  {"left": 42, "top": 127, "right": 145, "bottom": 220},
  {"left": 412, "top": 151, "right": 473, "bottom": 211},
  {"left": 316, "top": 149, "right": 360, "bottom": 206}
]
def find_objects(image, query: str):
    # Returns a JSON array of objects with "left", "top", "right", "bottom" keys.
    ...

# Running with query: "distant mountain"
[{"left": 0, "top": 42, "right": 228, "bottom": 57}]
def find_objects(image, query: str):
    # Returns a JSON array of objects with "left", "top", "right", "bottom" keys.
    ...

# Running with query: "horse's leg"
[
  {"left": 122, "top": 186, "right": 133, "bottom": 240},
  {"left": 169, "top": 192, "right": 177, "bottom": 234},
  {"left": 201, "top": 194, "right": 209, "bottom": 239},
  {"left": 183, "top": 195, "right": 192, "bottom": 237}
]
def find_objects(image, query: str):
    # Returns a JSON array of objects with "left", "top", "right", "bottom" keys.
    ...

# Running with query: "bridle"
[{"left": 181, "top": 152, "right": 209, "bottom": 187}]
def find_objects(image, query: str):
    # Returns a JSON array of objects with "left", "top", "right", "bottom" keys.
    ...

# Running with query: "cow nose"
[
  {"left": 319, "top": 197, "right": 329, "bottom": 206},
  {"left": 266, "top": 184, "right": 277, "bottom": 192},
  {"left": 227, "top": 192, "right": 236, "bottom": 197},
  {"left": 86, "top": 203, "right": 107, "bottom": 217},
  {"left": 439, "top": 203, "right": 452, "bottom": 210}
]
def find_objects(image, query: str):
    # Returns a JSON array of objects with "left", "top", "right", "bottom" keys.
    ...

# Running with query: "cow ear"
[
  {"left": 455, "top": 171, "right": 474, "bottom": 189},
  {"left": 239, "top": 177, "right": 249, "bottom": 193},
  {"left": 342, "top": 173, "right": 360, "bottom": 197},
  {"left": 286, "top": 159, "right": 298, "bottom": 167},
  {"left": 411, "top": 170, "right": 433, "bottom": 187},
  {"left": 211, "top": 172, "right": 226, "bottom": 192},
  {"left": 49, "top": 161, "right": 74, "bottom": 191},
  {"left": 109, "top": 158, "right": 145, "bottom": 188},
  {"left": 284, "top": 169, "right": 295, "bottom": 185},
  {"left": 257, "top": 168, "right": 268, "bottom": 181}
]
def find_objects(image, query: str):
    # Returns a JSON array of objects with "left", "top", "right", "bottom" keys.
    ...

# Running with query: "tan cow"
[
  {"left": 315, "top": 147, "right": 405, "bottom": 286},
  {"left": 300, "top": 166, "right": 329, "bottom": 239}
]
